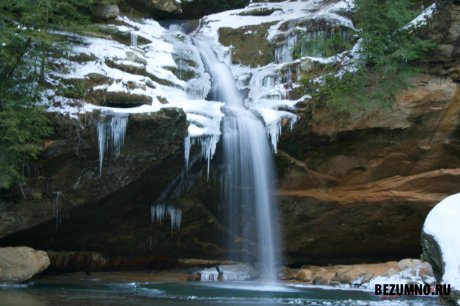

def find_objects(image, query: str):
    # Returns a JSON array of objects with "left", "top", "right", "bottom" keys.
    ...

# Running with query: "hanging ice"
[
  {"left": 52, "top": 191, "right": 62, "bottom": 231},
  {"left": 184, "top": 135, "right": 191, "bottom": 168},
  {"left": 97, "top": 120, "right": 108, "bottom": 177},
  {"left": 168, "top": 206, "right": 182, "bottom": 231},
  {"left": 151, "top": 203, "right": 182, "bottom": 232},
  {"left": 195, "top": 135, "right": 220, "bottom": 179},
  {"left": 111, "top": 115, "right": 128, "bottom": 158},
  {"left": 275, "top": 33, "right": 298, "bottom": 63},
  {"left": 151, "top": 203, "right": 166, "bottom": 223},
  {"left": 97, "top": 113, "right": 129, "bottom": 176},
  {"left": 130, "top": 31, "right": 138, "bottom": 48}
]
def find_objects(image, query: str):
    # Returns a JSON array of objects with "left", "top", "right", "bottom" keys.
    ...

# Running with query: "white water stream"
[{"left": 195, "top": 37, "right": 280, "bottom": 283}]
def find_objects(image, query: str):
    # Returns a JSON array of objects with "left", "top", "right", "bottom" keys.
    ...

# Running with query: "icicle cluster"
[
  {"left": 183, "top": 135, "right": 220, "bottom": 177},
  {"left": 150, "top": 203, "right": 182, "bottom": 232},
  {"left": 97, "top": 113, "right": 129, "bottom": 176},
  {"left": 197, "top": 135, "right": 220, "bottom": 178},
  {"left": 275, "top": 33, "right": 298, "bottom": 63}
]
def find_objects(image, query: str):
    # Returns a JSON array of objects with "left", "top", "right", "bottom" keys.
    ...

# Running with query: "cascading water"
[{"left": 194, "top": 37, "right": 280, "bottom": 283}]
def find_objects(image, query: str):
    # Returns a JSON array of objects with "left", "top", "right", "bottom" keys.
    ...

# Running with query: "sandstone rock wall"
[{"left": 277, "top": 1, "right": 460, "bottom": 264}]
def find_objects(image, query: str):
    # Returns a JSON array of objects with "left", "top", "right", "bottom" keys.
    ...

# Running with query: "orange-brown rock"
[{"left": 278, "top": 73, "right": 460, "bottom": 264}]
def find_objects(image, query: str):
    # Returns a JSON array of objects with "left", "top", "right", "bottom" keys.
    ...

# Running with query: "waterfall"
[{"left": 195, "top": 37, "right": 280, "bottom": 283}]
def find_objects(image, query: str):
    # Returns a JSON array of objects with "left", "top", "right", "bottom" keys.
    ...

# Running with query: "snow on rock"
[
  {"left": 366, "top": 262, "right": 435, "bottom": 289},
  {"left": 422, "top": 193, "right": 460, "bottom": 301},
  {"left": 403, "top": 3, "right": 437, "bottom": 31},
  {"left": 45, "top": 16, "right": 223, "bottom": 168},
  {"left": 198, "top": 0, "right": 356, "bottom": 42},
  {"left": 195, "top": 0, "right": 356, "bottom": 152},
  {"left": 44, "top": 0, "right": 361, "bottom": 160}
]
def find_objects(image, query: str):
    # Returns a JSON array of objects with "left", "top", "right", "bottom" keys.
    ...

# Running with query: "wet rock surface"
[{"left": 0, "top": 108, "right": 191, "bottom": 257}]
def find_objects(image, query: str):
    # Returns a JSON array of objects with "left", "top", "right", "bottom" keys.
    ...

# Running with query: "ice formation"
[
  {"left": 52, "top": 191, "right": 62, "bottom": 231},
  {"left": 150, "top": 203, "right": 182, "bottom": 232},
  {"left": 44, "top": 1, "right": 363, "bottom": 170},
  {"left": 97, "top": 113, "right": 129, "bottom": 176},
  {"left": 195, "top": 0, "right": 357, "bottom": 151}
]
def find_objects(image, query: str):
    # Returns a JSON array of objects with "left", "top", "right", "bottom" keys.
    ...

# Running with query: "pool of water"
[{"left": 0, "top": 279, "right": 440, "bottom": 306}]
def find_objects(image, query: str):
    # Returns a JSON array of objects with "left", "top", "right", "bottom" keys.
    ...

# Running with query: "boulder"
[
  {"left": 0, "top": 247, "right": 50, "bottom": 283},
  {"left": 295, "top": 269, "right": 312, "bottom": 282},
  {"left": 93, "top": 4, "right": 120, "bottom": 20},
  {"left": 334, "top": 265, "right": 372, "bottom": 285},
  {"left": 125, "top": 0, "right": 181, "bottom": 17},
  {"left": 422, "top": 193, "right": 460, "bottom": 305},
  {"left": 146, "top": 0, "right": 182, "bottom": 13}
]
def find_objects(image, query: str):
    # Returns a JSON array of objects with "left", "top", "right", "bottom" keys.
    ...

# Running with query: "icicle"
[
  {"left": 130, "top": 32, "right": 138, "bottom": 48},
  {"left": 151, "top": 203, "right": 166, "bottom": 223},
  {"left": 175, "top": 209, "right": 182, "bottom": 231},
  {"left": 275, "top": 33, "right": 298, "bottom": 63},
  {"left": 97, "top": 113, "right": 129, "bottom": 176},
  {"left": 184, "top": 135, "right": 191, "bottom": 169},
  {"left": 52, "top": 191, "right": 62, "bottom": 231},
  {"left": 97, "top": 119, "right": 108, "bottom": 177},
  {"left": 168, "top": 206, "right": 182, "bottom": 231},
  {"left": 110, "top": 115, "right": 128, "bottom": 158},
  {"left": 151, "top": 204, "right": 182, "bottom": 232},
  {"left": 196, "top": 135, "right": 220, "bottom": 179},
  {"left": 267, "top": 120, "right": 282, "bottom": 154}
]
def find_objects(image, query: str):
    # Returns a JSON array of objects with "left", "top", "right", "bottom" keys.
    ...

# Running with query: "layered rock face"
[
  {"left": 122, "top": 0, "right": 250, "bottom": 19},
  {"left": 0, "top": 109, "right": 189, "bottom": 255},
  {"left": 277, "top": 1, "right": 460, "bottom": 264}
]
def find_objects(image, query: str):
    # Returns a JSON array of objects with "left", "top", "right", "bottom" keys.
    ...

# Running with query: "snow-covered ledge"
[{"left": 422, "top": 193, "right": 460, "bottom": 305}]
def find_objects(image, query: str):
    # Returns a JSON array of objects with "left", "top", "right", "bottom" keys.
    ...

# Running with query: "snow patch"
[
  {"left": 403, "top": 3, "right": 437, "bottom": 30},
  {"left": 423, "top": 194, "right": 460, "bottom": 291}
]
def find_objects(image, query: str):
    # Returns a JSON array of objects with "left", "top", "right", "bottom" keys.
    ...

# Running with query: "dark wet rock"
[
  {"left": 93, "top": 4, "right": 120, "bottom": 20},
  {"left": 219, "top": 23, "right": 276, "bottom": 67},
  {"left": 0, "top": 108, "right": 189, "bottom": 258}
]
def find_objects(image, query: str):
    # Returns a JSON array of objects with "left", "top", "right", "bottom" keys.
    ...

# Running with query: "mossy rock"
[
  {"left": 57, "top": 75, "right": 114, "bottom": 102},
  {"left": 166, "top": 66, "right": 196, "bottom": 81},
  {"left": 238, "top": 7, "right": 281, "bottom": 16},
  {"left": 68, "top": 53, "right": 98, "bottom": 63},
  {"left": 102, "top": 91, "right": 153, "bottom": 107},
  {"left": 218, "top": 23, "right": 276, "bottom": 67},
  {"left": 105, "top": 59, "right": 147, "bottom": 75}
]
